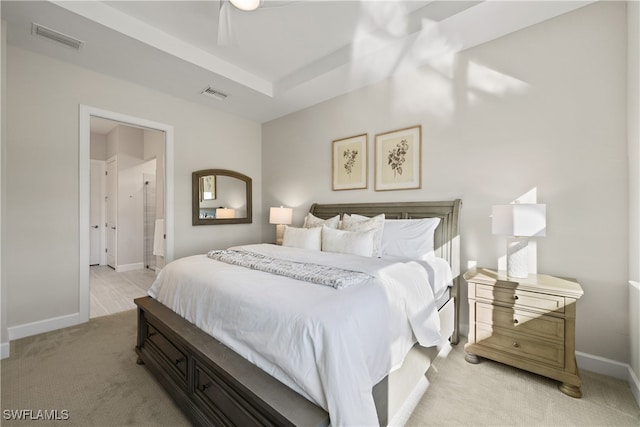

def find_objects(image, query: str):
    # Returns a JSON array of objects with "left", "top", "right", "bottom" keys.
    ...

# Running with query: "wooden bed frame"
[{"left": 135, "top": 199, "right": 461, "bottom": 427}]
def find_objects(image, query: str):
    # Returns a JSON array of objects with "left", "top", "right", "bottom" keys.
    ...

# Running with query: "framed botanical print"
[
  {"left": 332, "top": 133, "right": 367, "bottom": 191},
  {"left": 375, "top": 125, "right": 421, "bottom": 191}
]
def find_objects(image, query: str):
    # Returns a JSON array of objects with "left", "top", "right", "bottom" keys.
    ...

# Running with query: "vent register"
[
  {"left": 31, "top": 23, "right": 84, "bottom": 50},
  {"left": 31, "top": 23, "right": 230, "bottom": 101},
  {"left": 201, "top": 87, "right": 229, "bottom": 101}
]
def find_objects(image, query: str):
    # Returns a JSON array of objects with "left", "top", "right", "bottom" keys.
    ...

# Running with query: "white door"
[
  {"left": 106, "top": 158, "right": 117, "bottom": 269},
  {"left": 89, "top": 160, "right": 105, "bottom": 265}
]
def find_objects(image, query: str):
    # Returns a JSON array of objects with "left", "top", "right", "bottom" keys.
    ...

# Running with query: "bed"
[{"left": 135, "top": 199, "right": 461, "bottom": 426}]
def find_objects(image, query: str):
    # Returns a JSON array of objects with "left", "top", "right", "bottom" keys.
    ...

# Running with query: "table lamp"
[
  {"left": 492, "top": 203, "right": 546, "bottom": 278},
  {"left": 269, "top": 206, "right": 293, "bottom": 245}
]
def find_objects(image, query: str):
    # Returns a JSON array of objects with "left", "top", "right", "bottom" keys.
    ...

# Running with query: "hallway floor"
[{"left": 90, "top": 266, "right": 157, "bottom": 318}]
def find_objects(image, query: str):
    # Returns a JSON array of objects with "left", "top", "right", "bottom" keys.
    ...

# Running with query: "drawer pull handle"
[
  {"left": 148, "top": 331, "right": 157, "bottom": 337},
  {"left": 512, "top": 342, "right": 520, "bottom": 348},
  {"left": 513, "top": 318, "right": 519, "bottom": 324},
  {"left": 513, "top": 295, "right": 519, "bottom": 300},
  {"left": 201, "top": 383, "right": 211, "bottom": 391},
  {"left": 174, "top": 357, "right": 184, "bottom": 365}
]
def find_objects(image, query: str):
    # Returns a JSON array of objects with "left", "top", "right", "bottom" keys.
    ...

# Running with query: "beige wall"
[
  {"left": 263, "top": 2, "right": 629, "bottom": 363},
  {"left": 4, "top": 45, "right": 262, "bottom": 331}
]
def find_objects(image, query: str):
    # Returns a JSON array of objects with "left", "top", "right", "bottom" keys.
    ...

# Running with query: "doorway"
[{"left": 79, "top": 105, "right": 174, "bottom": 322}]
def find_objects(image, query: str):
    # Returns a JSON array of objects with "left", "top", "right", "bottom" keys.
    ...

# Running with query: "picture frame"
[
  {"left": 332, "top": 133, "right": 368, "bottom": 191},
  {"left": 375, "top": 125, "right": 421, "bottom": 191}
]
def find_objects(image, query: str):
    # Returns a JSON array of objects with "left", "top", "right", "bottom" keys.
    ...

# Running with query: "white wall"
[
  {"left": 144, "top": 129, "right": 166, "bottom": 270},
  {"left": 90, "top": 132, "right": 107, "bottom": 161},
  {"left": 1, "top": 15, "right": 8, "bottom": 357},
  {"left": 263, "top": 2, "right": 629, "bottom": 363},
  {"left": 4, "top": 45, "right": 262, "bottom": 333},
  {"left": 628, "top": 0, "right": 640, "bottom": 397},
  {"left": 114, "top": 125, "right": 145, "bottom": 268},
  {"left": 144, "top": 129, "right": 165, "bottom": 221}
]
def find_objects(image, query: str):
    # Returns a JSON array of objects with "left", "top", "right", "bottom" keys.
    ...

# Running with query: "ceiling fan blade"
[{"left": 217, "top": 0, "right": 237, "bottom": 46}]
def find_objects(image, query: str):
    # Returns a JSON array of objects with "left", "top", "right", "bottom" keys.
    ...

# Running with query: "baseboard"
[
  {"left": 116, "top": 262, "right": 144, "bottom": 273},
  {"left": 576, "top": 351, "right": 640, "bottom": 408},
  {"left": 1, "top": 341, "right": 9, "bottom": 359},
  {"left": 7, "top": 312, "right": 84, "bottom": 341},
  {"left": 576, "top": 351, "right": 630, "bottom": 379},
  {"left": 629, "top": 364, "right": 640, "bottom": 408}
]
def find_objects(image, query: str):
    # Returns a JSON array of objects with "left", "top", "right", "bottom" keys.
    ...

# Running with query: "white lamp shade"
[
  {"left": 492, "top": 204, "right": 546, "bottom": 237},
  {"left": 269, "top": 206, "right": 293, "bottom": 225},
  {"left": 216, "top": 208, "right": 236, "bottom": 219}
]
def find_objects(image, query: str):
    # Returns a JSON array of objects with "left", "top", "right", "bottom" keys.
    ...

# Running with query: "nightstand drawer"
[
  {"left": 475, "top": 323, "right": 564, "bottom": 368},
  {"left": 476, "top": 303, "right": 564, "bottom": 341},
  {"left": 476, "top": 284, "right": 565, "bottom": 313}
]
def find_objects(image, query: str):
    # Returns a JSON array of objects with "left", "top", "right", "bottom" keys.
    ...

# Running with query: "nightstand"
[{"left": 463, "top": 268, "right": 584, "bottom": 397}]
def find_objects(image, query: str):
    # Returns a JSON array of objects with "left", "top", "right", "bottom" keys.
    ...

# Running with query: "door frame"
[
  {"left": 105, "top": 156, "right": 117, "bottom": 269},
  {"left": 89, "top": 159, "right": 106, "bottom": 266},
  {"left": 79, "top": 105, "right": 174, "bottom": 323}
]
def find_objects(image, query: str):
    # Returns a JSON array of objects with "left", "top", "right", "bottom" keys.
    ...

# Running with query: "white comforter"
[{"left": 148, "top": 244, "right": 442, "bottom": 426}]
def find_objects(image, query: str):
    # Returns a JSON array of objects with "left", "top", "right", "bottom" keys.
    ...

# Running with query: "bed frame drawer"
[
  {"left": 146, "top": 323, "right": 188, "bottom": 382},
  {"left": 194, "top": 361, "right": 276, "bottom": 427}
]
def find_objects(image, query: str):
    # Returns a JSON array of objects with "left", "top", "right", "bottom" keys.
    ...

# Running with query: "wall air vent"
[
  {"left": 201, "top": 87, "right": 229, "bottom": 101},
  {"left": 31, "top": 23, "right": 84, "bottom": 50}
]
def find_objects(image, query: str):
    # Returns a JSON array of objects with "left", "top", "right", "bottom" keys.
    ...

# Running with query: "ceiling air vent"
[
  {"left": 31, "top": 23, "right": 84, "bottom": 50},
  {"left": 201, "top": 87, "right": 229, "bottom": 101}
]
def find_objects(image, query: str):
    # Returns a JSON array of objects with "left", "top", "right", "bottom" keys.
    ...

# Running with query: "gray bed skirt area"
[{"left": 135, "top": 199, "right": 462, "bottom": 426}]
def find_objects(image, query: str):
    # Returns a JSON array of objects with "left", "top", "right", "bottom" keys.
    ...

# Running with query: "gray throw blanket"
[{"left": 207, "top": 249, "right": 372, "bottom": 290}]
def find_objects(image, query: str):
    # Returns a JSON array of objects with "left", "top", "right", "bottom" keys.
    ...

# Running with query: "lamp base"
[
  {"left": 507, "top": 237, "right": 529, "bottom": 278},
  {"left": 275, "top": 224, "right": 285, "bottom": 245}
]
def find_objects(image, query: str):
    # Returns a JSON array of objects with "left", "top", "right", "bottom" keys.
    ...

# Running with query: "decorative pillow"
[
  {"left": 381, "top": 217, "right": 441, "bottom": 260},
  {"left": 321, "top": 226, "right": 375, "bottom": 257},
  {"left": 302, "top": 213, "right": 340, "bottom": 229},
  {"left": 282, "top": 226, "right": 322, "bottom": 251},
  {"left": 341, "top": 213, "right": 385, "bottom": 257}
]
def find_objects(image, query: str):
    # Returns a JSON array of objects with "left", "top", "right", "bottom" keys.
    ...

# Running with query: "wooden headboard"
[
  {"left": 309, "top": 199, "right": 462, "bottom": 278},
  {"left": 309, "top": 199, "right": 462, "bottom": 344}
]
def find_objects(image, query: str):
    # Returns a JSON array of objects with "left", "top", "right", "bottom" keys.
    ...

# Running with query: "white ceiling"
[{"left": 2, "top": 0, "right": 595, "bottom": 123}]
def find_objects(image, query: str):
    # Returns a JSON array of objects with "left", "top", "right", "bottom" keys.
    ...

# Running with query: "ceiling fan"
[
  {"left": 227, "top": 0, "right": 262, "bottom": 12},
  {"left": 217, "top": 0, "right": 293, "bottom": 46}
]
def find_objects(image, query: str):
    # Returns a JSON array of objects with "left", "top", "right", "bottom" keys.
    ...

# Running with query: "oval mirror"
[{"left": 192, "top": 169, "right": 252, "bottom": 225}]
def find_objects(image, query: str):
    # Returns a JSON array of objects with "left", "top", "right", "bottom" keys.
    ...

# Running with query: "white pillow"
[
  {"left": 341, "top": 213, "right": 385, "bottom": 257},
  {"left": 303, "top": 213, "right": 340, "bottom": 229},
  {"left": 381, "top": 217, "right": 441, "bottom": 260},
  {"left": 321, "top": 226, "right": 375, "bottom": 257},
  {"left": 282, "top": 226, "right": 321, "bottom": 250}
]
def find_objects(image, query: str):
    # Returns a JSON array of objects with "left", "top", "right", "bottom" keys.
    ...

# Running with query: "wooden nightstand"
[{"left": 463, "top": 268, "right": 584, "bottom": 397}]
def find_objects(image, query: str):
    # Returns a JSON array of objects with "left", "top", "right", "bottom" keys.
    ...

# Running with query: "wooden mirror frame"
[{"left": 192, "top": 169, "right": 252, "bottom": 225}]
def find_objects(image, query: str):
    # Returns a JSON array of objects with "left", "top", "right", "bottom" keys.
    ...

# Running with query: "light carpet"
[
  {"left": 1, "top": 310, "right": 189, "bottom": 426},
  {"left": 1, "top": 309, "right": 639, "bottom": 426}
]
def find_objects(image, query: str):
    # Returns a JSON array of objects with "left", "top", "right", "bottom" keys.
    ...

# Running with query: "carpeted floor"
[
  {"left": 407, "top": 345, "right": 640, "bottom": 426},
  {"left": 1, "top": 309, "right": 639, "bottom": 426},
  {"left": 1, "top": 310, "right": 189, "bottom": 426}
]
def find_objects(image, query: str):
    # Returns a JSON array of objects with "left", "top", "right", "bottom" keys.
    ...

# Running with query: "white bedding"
[{"left": 148, "top": 243, "right": 448, "bottom": 426}]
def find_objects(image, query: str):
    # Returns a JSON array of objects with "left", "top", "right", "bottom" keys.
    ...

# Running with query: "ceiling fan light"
[{"left": 229, "top": 0, "right": 261, "bottom": 11}]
